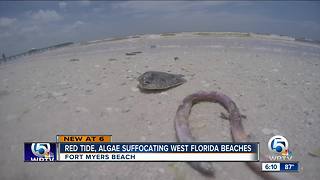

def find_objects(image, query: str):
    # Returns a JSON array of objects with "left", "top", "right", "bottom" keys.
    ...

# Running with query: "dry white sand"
[{"left": 0, "top": 32, "right": 319, "bottom": 180}]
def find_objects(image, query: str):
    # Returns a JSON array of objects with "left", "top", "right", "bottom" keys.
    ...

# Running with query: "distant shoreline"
[{"left": 2, "top": 31, "right": 319, "bottom": 62}]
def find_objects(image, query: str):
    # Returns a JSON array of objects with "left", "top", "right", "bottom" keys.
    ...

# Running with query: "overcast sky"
[{"left": 0, "top": 1, "right": 320, "bottom": 56}]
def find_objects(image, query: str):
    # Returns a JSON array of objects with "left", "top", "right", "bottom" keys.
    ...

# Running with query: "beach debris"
[
  {"left": 108, "top": 58, "right": 117, "bottom": 61},
  {"left": 308, "top": 147, "right": 320, "bottom": 157},
  {"left": 125, "top": 51, "right": 142, "bottom": 56},
  {"left": 137, "top": 71, "right": 186, "bottom": 90},
  {"left": 69, "top": 58, "right": 79, "bottom": 62}
]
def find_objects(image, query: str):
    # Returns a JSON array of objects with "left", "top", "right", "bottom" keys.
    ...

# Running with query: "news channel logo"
[
  {"left": 24, "top": 143, "right": 56, "bottom": 162},
  {"left": 267, "top": 135, "right": 293, "bottom": 161}
]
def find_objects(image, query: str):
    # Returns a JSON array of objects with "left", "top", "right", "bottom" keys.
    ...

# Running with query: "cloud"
[
  {"left": 111, "top": 1, "right": 228, "bottom": 15},
  {"left": 20, "top": 25, "right": 41, "bottom": 34},
  {"left": 93, "top": 7, "right": 104, "bottom": 13},
  {"left": 0, "top": 17, "right": 17, "bottom": 27},
  {"left": 109, "top": 1, "right": 237, "bottom": 21},
  {"left": 79, "top": 0, "right": 91, "bottom": 6},
  {"left": 31, "top": 10, "right": 62, "bottom": 22},
  {"left": 59, "top": 2, "right": 67, "bottom": 9},
  {"left": 0, "top": 31, "right": 11, "bottom": 38},
  {"left": 64, "top": 20, "right": 85, "bottom": 33},
  {"left": 71, "top": 20, "right": 84, "bottom": 29}
]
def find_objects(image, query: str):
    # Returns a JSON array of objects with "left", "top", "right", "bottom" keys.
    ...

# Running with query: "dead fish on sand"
[
  {"left": 175, "top": 91, "right": 300, "bottom": 180},
  {"left": 137, "top": 71, "right": 186, "bottom": 90}
]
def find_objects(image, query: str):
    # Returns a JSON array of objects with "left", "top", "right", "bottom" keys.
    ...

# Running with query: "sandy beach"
[{"left": 0, "top": 32, "right": 319, "bottom": 180}]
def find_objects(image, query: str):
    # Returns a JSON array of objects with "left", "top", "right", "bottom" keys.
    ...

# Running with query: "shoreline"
[{"left": 2, "top": 31, "right": 319, "bottom": 63}]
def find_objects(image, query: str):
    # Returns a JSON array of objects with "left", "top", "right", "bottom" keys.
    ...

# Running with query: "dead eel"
[{"left": 174, "top": 91, "right": 299, "bottom": 180}]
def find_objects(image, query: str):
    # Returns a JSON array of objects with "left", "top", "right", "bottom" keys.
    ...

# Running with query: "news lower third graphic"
[
  {"left": 24, "top": 135, "right": 259, "bottom": 162},
  {"left": 58, "top": 142, "right": 258, "bottom": 161},
  {"left": 24, "top": 134, "right": 300, "bottom": 172}
]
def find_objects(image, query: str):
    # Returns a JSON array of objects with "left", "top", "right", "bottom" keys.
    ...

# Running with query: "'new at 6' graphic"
[{"left": 24, "top": 143, "right": 56, "bottom": 162}]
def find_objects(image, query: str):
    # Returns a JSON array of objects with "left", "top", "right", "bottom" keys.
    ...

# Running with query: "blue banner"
[
  {"left": 59, "top": 142, "right": 258, "bottom": 153},
  {"left": 280, "top": 162, "right": 299, "bottom": 172}
]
